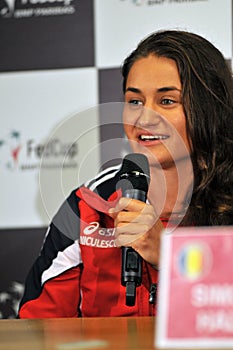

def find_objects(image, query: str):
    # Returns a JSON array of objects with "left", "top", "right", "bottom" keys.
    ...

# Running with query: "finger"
[
  {"left": 109, "top": 197, "right": 149, "bottom": 216},
  {"left": 114, "top": 211, "right": 155, "bottom": 227},
  {"left": 119, "top": 197, "right": 147, "bottom": 212},
  {"left": 114, "top": 211, "right": 140, "bottom": 225},
  {"left": 116, "top": 222, "right": 149, "bottom": 235},
  {"left": 115, "top": 229, "right": 146, "bottom": 247},
  {"left": 109, "top": 197, "right": 133, "bottom": 214},
  {"left": 108, "top": 198, "right": 138, "bottom": 219}
]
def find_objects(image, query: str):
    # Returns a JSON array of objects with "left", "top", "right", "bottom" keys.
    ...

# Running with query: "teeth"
[{"left": 140, "top": 135, "right": 167, "bottom": 141}]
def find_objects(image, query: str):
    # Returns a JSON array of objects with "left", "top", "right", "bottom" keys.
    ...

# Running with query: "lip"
[{"left": 136, "top": 130, "right": 169, "bottom": 146}]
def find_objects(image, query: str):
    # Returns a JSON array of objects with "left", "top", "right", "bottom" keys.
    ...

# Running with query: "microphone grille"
[
  {"left": 119, "top": 153, "right": 150, "bottom": 192},
  {"left": 120, "top": 153, "right": 150, "bottom": 176}
]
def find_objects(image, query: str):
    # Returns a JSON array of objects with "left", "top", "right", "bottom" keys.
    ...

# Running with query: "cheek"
[
  {"left": 123, "top": 123, "right": 133, "bottom": 139},
  {"left": 170, "top": 114, "right": 187, "bottom": 138},
  {"left": 122, "top": 105, "right": 141, "bottom": 128},
  {"left": 178, "top": 121, "right": 189, "bottom": 145},
  {"left": 123, "top": 124, "right": 139, "bottom": 153},
  {"left": 172, "top": 118, "right": 191, "bottom": 153}
]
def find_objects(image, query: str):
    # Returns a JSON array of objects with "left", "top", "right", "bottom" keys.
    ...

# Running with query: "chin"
[{"left": 129, "top": 145, "right": 160, "bottom": 166}]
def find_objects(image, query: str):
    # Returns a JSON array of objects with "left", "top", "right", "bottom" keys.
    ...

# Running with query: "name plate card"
[{"left": 156, "top": 226, "right": 233, "bottom": 349}]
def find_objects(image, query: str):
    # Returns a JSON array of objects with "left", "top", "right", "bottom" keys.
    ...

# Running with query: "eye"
[
  {"left": 126, "top": 99, "right": 144, "bottom": 111},
  {"left": 128, "top": 99, "right": 143, "bottom": 106},
  {"left": 161, "top": 98, "right": 176, "bottom": 105}
]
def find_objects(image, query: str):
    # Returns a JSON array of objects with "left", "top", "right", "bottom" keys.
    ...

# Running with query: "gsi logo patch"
[
  {"left": 81, "top": 222, "right": 116, "bottom": 248},
  {"left": 83, "top": 222, "right": 99, "bottom": 235}
]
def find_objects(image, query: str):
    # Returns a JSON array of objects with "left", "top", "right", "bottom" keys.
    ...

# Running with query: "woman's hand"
[{"left": 108, "top": 197, "right": 164, "bottom": 268}]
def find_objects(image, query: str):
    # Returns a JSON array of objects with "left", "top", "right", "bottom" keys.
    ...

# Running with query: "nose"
[{"left": 137, "top": 105, "right": 161, "bottom": 128}]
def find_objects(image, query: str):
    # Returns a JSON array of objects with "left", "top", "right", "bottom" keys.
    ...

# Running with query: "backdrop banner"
[{"left": 0, "top": 0, "right": 232, "bottom": 318}]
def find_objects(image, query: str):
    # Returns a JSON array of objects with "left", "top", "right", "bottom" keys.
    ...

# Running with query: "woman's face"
[{"left": 123, "top": 54, "right": 191, "bottom": 169}]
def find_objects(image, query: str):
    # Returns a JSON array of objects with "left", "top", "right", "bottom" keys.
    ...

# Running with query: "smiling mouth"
[{"left": 139, "top": 134, "right": 169, "bottom": 141}]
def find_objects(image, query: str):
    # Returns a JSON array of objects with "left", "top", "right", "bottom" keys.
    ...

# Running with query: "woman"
[
  {"left": 110, "top": 29, "right": 233, "bottom": 270},
  {"left": 18, "top": 30, "right": 233, "bottom": 318}
]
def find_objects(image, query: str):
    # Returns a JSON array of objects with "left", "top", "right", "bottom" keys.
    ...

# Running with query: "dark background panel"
[
  {"left": 98, "top": 67, "right": 129, "bottom": 169},
  {"left": 98, "top": 67, "right": 124, "bottom": 104},
  {"left": 0, "top": 227, "right": 46, "bottom": 318},
  {"left": 0, "top": 0, "right": 94, "bottom": 71}
]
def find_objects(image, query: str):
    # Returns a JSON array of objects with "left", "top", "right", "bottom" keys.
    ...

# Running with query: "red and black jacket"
[{"left": 19, "top": 165, "right": 159, "bottom": 318}]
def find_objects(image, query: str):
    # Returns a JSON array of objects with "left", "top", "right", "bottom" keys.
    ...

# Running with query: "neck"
[{"left": 148, "top": 159, "right": 193, "bottom": 220}]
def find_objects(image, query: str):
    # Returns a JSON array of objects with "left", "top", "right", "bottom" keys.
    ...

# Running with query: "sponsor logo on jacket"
[{"left": 80, "top": 221, "right": 116, "bottom": 248}]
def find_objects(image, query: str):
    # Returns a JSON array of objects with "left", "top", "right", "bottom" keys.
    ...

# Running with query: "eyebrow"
[{"left": 125, "top": 86, "right": 181, "bottom": 93}]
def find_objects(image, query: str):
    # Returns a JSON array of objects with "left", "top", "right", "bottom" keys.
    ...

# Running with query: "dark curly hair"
[{"left": 122, "top": 30, "right": 233, "bottom": 225}]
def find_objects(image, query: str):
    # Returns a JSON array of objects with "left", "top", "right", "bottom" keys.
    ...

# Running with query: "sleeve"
[
  {"left": 18, "top": 190, "right": 83, "bottom": 318},
  {"left": 19, "top": 266, "right": 83, "bottom": 318}
]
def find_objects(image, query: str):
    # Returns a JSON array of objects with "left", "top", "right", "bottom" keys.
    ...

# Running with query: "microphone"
[{"left": 118, "top": 153, "right": 150, "bottom": 306}]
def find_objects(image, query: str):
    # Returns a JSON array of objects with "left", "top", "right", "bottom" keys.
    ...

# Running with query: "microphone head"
[{"left": 118, "top": 153, "right": 150, "bottom": 193}]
